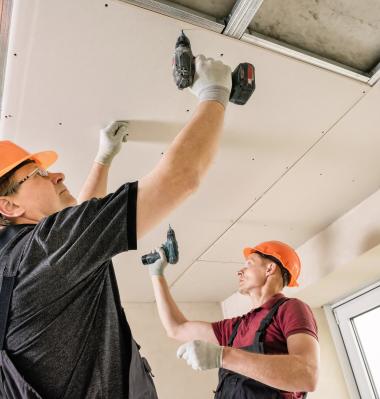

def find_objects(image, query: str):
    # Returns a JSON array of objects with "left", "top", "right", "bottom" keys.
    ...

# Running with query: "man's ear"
[
  {"left": 265, "top": 262, "right": 278, "bottom": 277},
  {"left": 0, "top": 197, "right": 24, "bottom": 219}
]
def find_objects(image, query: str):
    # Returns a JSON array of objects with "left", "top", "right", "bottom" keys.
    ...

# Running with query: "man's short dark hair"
[
  {"left": 0, "top": 159, "right": 35, "bottom": 226},
  {"left": 256, "top": 251, "right": 291, "bottom": 287}
]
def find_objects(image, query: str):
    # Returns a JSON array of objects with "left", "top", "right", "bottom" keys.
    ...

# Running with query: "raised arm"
[
  {"left": 78, "top": 121, "right": 128, "bottom": 202},
  {"left": 137, "top": 56, "right": 231, "bottom": 239},
  {"left": 149, "top": 248, "right": 218, "bottom": 344},
  {"left": 78, "top": 163, "right": 110, "bottom": 202}
]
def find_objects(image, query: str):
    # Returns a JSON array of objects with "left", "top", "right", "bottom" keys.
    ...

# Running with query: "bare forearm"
[
  {"left": 78, "top": 162, "right": 110, "bottom": 202},
  {"left": 222, "top": 348, "right": 318, "bottom": 392},
  {"left": 164, "top": 101, "right": 224, "bottom": 184},
  {"left": 137, "top": 101, "right": 225, "bottom": 238},
  {"left": 151, "top": 275, "right": 187, "bottom": 337}
]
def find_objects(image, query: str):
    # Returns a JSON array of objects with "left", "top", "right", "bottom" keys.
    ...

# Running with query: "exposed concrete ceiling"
[
  {"left": 249, "top": 0, "right": 380, "bottom": 72},
  {"left": 2, "top": 0, "right": 380, "bottom": 303},
  {"left": 169, "top": 0, "right": 235, "bottom": 20}
]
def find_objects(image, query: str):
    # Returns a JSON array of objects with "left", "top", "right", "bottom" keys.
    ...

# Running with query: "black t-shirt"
[{"left": 0, "top": 182, "right": 139, "bottom": 398}]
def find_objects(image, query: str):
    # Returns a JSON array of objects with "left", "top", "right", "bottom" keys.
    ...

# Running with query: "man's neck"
[
  {"left": 249, "top": 287, "right": 283, "bottom": 309},
  {"left": 13, "top": 216, "right": 39, "bottom": 225}
]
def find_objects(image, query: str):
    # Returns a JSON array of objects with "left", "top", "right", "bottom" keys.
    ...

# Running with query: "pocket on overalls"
[
  {"left": 0, "top": 351, "right": 43, "bottom": 399},
  {"left": 240, "top": 377, "right": 282, "bottom": 399},
  {"left": 128, "top": 341, "right": 159, "bottom": 399},
  {"left": 214, "top": 372, "right": 241, "bottom": 399},
  {"left": 141, "top": 357, "right": 158, "bottom": 399}
]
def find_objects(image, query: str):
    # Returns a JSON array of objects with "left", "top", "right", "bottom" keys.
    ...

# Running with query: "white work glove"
[
  {"left": 95, "top": 121, "right": 129, "bottom": 165},
  {"left": 176, "top": 340, "right": 223, "bottom": 371},
  {"left": 190, "top": 55, "right": 232, "bottom": 109},
  {"left": 149, "top": 248, "right": 168, "bottom": 276}
]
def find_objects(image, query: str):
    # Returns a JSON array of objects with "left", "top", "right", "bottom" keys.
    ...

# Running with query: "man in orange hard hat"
[
  {"left": 149, "top": 240, "right": 320, "bottom": 398},
  {"left": 0, "top": 56, "right": 232, "bottom": 398}
]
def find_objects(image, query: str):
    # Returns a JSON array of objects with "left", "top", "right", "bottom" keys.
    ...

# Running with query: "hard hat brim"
[{"left": 0, "top": 150, "right": 58, "bottom": 178}]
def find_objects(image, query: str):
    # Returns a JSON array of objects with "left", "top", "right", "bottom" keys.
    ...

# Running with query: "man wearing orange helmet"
[
  {"left": 0, "top": 56, "right": 232, "bottom": 398},
  {"left": 149, "top": 240, "right": 319, "bottom": 398}
]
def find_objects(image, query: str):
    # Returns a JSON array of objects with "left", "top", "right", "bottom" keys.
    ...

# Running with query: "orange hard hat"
[
  {"left": 243, "top": 241, "right": 301, "bottom": 287},
  {"left": 0, "top": 140, "right": 57, "bottom": 179}
]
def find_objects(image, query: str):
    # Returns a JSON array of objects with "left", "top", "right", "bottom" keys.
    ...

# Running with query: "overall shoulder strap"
[
  {"left": 253, "top": 297, "right": 289, "bottom": 353},
  {"left": 227, "top": 319, "right": 242, "bottom": 347}
]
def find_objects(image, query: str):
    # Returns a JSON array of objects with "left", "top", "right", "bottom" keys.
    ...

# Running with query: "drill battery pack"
[{"left": 230, "top": 63, "right": 256, "bottom": 105}]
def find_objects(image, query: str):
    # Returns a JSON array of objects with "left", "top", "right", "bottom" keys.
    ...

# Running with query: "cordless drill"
[
  {"left": 173, "top": 31, "right": 256, "bottom": 105},
  {"left": 141, "top": 225, "right": 179, "bottom": 265}
]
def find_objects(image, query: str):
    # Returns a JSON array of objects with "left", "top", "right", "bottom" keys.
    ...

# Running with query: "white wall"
[
  {"left": 295, "top": 184, "right": 380, "bottom": 292},
  {"left": 310, "top": 308, "right": 350, "bottom": 399},
  {"left": 124, "top": 302, "right": 223, "bottom": 399}
]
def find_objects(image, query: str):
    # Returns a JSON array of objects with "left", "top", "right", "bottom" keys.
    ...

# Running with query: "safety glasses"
[{"left": 2, "top": 167, "right": 49, "bottom": 196}]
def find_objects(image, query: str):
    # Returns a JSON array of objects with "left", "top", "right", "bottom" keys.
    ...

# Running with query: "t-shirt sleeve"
[
  {"left": 27, "top": 181, "right": 138, "bottom": 280},
  {"left": 212, "top": 316, "right": 241, "bottom": 346},
  {"left": 276, "top": 298, "right": 318, "bottom": 341}
]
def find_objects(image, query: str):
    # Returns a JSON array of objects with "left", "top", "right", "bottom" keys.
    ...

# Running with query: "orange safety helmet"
[
  {"left": 243, "top": 241, "right": 301, "bottom": 287},
  {"left": 0, "top": 140, "right": 57, "bottom": 179}
]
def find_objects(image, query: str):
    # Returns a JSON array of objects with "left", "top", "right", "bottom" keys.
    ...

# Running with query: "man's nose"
[
  {"left": 237, "top": 261, "right": 250, "bottom": 275},
  {"left": 50, "top": 172, "right": 65, "bottom": 184}
]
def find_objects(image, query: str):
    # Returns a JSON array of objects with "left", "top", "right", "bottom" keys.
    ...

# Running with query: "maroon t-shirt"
[{"left": 212, "top": 293, "right": 318, "bottom": 399}]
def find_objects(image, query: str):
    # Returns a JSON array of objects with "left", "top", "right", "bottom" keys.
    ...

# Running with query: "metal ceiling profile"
[
  {"left": 121, "top": 0, "right": 380, "bottom": 87},
  {"left": 368, "top": 63, "right": 380, "bottom": 86},
  {"left": 223, "top": 0, "right": 264, "bottom": 39},
  {"left": 242, "top": 32, "right": 370, "bottom": 84},
  {"left": 119, "top": 0, "right": 224, "bottom": 32}
]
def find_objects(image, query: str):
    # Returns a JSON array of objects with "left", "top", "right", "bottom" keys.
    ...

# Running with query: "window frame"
[{"left": 324, "top": 281, "right": 380, "bottom": 399}]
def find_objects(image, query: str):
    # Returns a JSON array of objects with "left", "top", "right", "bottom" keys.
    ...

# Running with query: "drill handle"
[{"left": 141, "top": 251, "right": 161, "bottom": 265}]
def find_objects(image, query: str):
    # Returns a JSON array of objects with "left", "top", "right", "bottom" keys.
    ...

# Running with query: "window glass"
[{"left": 353, "top": 306, "right": 380, "bottom": 397}]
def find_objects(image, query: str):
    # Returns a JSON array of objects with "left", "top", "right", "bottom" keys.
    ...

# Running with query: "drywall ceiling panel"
[
  {"left": 170, "top": 260, "right": 242, "bottom": 302},
  {"left": 0, "top": 0, "right": 12, "bottom": 108},
  {"left": 168, "top": 0, "right": 235, "bottom": 20},
  {"left": 0, "top": 0, "right": 367, "bottom": 301},
  {"left": 249, "top": 0, "right": 380, "bottom": 72},
  {"left": 199, "top": 82, "right": 380, "bottom": 273}
]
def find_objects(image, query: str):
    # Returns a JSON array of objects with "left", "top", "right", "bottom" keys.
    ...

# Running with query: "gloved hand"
[
  {"left": 149, "top": 247, "right": 168, "bottom": 276},
  {"left": 95, "top": 121, "right": 129, "bottom": 165},
  {"left": 176, "top": 340, "right": 223, "bottom": 371},
  {"left": 190, "top": 55, "right": 232, "bottom": 109}
]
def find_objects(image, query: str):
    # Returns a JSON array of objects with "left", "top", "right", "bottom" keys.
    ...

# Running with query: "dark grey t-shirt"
[{"left": 0, "top": 182, "right": 141, "bottom": 398}]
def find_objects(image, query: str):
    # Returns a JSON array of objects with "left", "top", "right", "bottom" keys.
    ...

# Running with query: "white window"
[{"left": 324, "top": 282, "right": 380, "bottom": 399}]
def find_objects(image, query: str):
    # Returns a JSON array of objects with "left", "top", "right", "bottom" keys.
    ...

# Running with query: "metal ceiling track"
[
  {"left": 368, "top": 62, "right": 380, "bottom": 86},
  {"left": 0, "top": 0, "right": 13, "bottom": 111},
  {"left": 242, "top": 32, "right": 370, "bottom": 84},
  {"left": 223, "top": 0, "right": 264, "bottom": 39},
  {"left": 118, "top": 0, "right": 224, "bottom": 33},
  {"left": 120, "top": 0, "right": 380, "bottom": 87}
]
